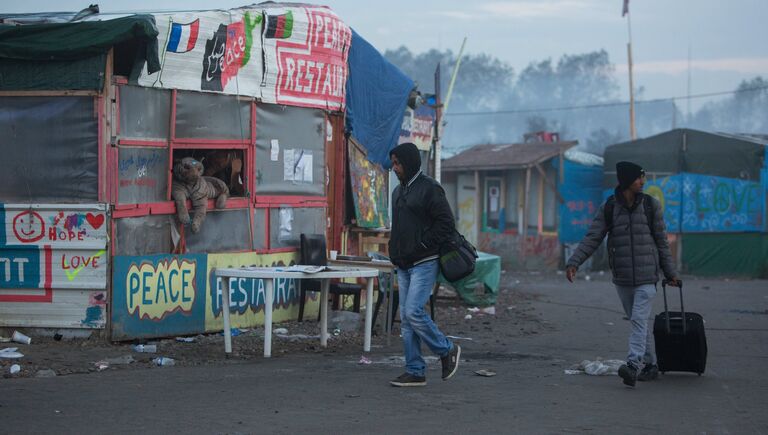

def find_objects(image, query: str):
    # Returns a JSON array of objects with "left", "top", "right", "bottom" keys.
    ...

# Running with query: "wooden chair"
[
  {"left": 297, "top": 234, "right": 365, "bottom": 322},
  {"left": 358, "top": 233, "right": 389, "bottom": 256}
]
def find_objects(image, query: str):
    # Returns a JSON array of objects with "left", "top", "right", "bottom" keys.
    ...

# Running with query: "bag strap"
[
  {"left": 603, "top": 195, "right": 615, "bottom": 233},
  {"left": 642, "top": 193, "right": 656, "bottom": 240}
]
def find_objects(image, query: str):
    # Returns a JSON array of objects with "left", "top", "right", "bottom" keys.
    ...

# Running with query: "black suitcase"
[{"left": 653, "top": 280, "right": 707, "bottom": 375}]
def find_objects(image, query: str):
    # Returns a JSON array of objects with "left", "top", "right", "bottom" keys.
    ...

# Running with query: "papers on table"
[{"left": 277, "top": 265, "right": 328, "bottom": 274}]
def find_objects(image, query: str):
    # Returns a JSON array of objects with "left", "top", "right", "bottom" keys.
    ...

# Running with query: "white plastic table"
[{"left": 214, "top": 266, "right": 379, "bottom": 357}]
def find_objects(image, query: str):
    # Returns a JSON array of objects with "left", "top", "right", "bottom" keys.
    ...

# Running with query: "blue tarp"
[
  {"left": 559, "top": 159, "right": 604, "bottom": 243},
  {"left": 345, "top": 29, "right": 414, "bottom": 169}
]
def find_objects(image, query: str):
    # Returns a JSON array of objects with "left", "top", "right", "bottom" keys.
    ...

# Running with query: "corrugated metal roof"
[{"left": 441, "top": 141, "right": 577, "bottom": 171}]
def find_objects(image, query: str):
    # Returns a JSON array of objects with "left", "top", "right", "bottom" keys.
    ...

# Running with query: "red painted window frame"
[{"left": 111, "top": 83, "right": 329, "bottom": 255}]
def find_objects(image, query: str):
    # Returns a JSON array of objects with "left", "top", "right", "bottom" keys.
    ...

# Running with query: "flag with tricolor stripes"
[
  {"left": 264, "top": 11, "right": 293, "bottom": 39},
  {"left": 166, "top": 19, "right": 200, "bottom": 53}
]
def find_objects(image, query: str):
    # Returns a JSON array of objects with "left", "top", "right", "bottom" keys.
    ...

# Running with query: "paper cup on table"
[
  {"left": 329, "top": 250, "right": 338, "bottom": 260},
  {"left": 12, "top": 330, "right": 31, "bottom": 345}
]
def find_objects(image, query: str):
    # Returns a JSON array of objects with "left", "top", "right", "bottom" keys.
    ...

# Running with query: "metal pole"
[
  {"left": 442, "top": 36, "right": 467, "bottom": 116},
  {"left": 436, "top": 36, "right": 468, "bottom": 183}
]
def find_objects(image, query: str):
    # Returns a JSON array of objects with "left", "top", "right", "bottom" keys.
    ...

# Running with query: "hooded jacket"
[
  {"left": 388, "top": 144, "right": 455, "bottom": 269},
  {"left": 566, "top": 187, "right": 677, "bottom": 286}
]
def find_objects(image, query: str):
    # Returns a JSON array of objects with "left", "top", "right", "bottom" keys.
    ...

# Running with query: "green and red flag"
[{"left": 265, "top": 11, "right": 293, "bottom": 39}]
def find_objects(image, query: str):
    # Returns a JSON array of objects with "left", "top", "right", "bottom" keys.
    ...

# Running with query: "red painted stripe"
[
  {"left": 187, "top": 20, "right": 200, "bottom": 51},
  {"left": 44, "top": 245, "right": 53, "bottom": 296},
  {"left": 97, "top": 95, "right": 104, "bottom": 202},
  {"left": 170, "top": 139, "right": 250, "bottom": 146},
  {"left": 254, "top": 196, "right": 327, "bottom": 205},
  {"left": 118, "top": 139, "right": 168, "bottom": 147}
]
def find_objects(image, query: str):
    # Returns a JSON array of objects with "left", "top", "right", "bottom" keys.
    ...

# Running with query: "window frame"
[{"left": 111, "top": 83, "right": 328, "bottom": 255}]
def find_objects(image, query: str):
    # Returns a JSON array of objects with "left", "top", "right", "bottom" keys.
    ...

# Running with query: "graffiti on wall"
[
  {"left": 138, "top": 6, "right": 351, "bottom": 110},
  {"left": 112, "top": 252, "right": 302, "bottom": 339},
  {"left": 125, "top": 258, "right": 197, "bottom": 320},
  {"left": 458, "top": 197, "right": 476, "bottom": 238},
  {"left": 112, "top": 254, "right": 207, "bottom": 339},
  {"left": 614, "top": 173, "right": 764, "bottom": 233},
  {"left": 0, "top": 205, "right": 108, "bottom": 309},
  {"left": 682, "top": 173, "right": 763, "bottom": 232},
  {"left": 118, "top": 148, "right": 166, "bottom": 192},
  {"left": 477, "top": 233, "right": 560, "bottom": 271},
  {"left": 559, "top": 198, "right": 598, "bottom": 243},
  {"left": 456, "top": 173, "right": 478, "bottom": 245},
  {"left": 644, "top": 175, "right": 683, "bottom": 232},
  {"left": 268, "top": 6, "right": 352, "bottom": 109},
  {"left": 206, "top": 252, "right": 300, "bottom": 331}
]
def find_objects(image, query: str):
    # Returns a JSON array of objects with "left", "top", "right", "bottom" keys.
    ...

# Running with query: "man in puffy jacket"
[
  {"left": 387, "top": 142, "right": 460, "bottom": 387},
  {"left": 565, "top": 161, "right": 680, "bottom": 387}
]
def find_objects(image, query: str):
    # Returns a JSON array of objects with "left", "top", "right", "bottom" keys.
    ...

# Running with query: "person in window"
[
  {"left": 387, "top": 142, "right": 460, "bottom": 387},
  {"left": 565, "top": 161, "right": 680, "bottom": 387}
]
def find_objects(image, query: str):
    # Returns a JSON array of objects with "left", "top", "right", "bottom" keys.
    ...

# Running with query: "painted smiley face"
[{"left": 12, "top": 210, "right": 45, "bottom": 243}]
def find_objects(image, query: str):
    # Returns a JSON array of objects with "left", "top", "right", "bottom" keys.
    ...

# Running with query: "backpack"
[{"left": 604, "top": 193, "right": 656, "bottom": 237}]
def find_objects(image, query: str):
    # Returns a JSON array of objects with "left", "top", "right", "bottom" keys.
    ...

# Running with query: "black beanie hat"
[
  {"left": 390, "top": 142, "right": 421, "bottom": 181},
  {"left": 616, "top": 161, "right": 645, "bottom": 189}
]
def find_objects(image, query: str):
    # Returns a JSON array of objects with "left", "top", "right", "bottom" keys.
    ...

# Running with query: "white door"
[{"left": 456, "top": 173, "right": 478, "bottom": 245}]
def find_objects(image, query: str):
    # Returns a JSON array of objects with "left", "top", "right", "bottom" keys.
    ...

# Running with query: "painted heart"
[{"left": 86, "top": 213, "right": 105, "bottom": 230}]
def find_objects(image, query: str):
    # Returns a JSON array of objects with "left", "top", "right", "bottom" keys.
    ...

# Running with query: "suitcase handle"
[{"left": 661, "top": 279, "right": 685, "bottom": 335}]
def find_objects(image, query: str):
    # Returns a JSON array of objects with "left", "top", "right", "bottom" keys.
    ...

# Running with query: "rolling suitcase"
[{"left": 653, "top": 280, "right": 707, "bottom": 375}]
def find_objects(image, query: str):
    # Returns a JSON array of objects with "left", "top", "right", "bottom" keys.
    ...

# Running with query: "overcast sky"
[{"left": 5, "top": 0, "right": 767, "bottom": 109}]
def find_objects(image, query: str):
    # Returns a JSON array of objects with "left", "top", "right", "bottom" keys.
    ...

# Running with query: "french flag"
[{"left": 166, "top": 19, "right": 200, "bottom": 53}]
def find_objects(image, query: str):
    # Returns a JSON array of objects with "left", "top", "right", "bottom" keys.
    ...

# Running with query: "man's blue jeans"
[
  {"left": 615, "top": 283, "right": 657, "bottom": 367},
  {"left": 396, "top": 260, "right": 453, "bottom": 377}
]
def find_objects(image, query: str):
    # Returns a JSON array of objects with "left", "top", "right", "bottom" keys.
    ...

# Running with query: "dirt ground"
[{"left": 1, "top": 273, "right": 549, "bottom": 379}]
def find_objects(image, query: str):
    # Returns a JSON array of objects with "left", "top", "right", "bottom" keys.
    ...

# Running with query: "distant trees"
[
  {"left": 690, "top": 76, "right": 768, "bottom": 133},
  {"left": 385, "top": 47, "right": 515, "bottom": 112},
  {"left": 514, "top": 50, "right": 618, "bottom": 107},
  {"left": 384, "top": 46, "right": 767, "bottom": 155}
]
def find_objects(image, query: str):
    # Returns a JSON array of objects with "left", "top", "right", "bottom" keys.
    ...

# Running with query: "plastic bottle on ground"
[
  {"left": 133, "top": 344, "right": 157, "bottom": 353},
  {"left": 153, "top": 357, "right": 175, "bottom": 366}
]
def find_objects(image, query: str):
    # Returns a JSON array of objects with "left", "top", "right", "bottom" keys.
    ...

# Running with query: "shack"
[
  {"left": 0, "top": 4, "right": 418, "bottom": 339},
  {"left": 441, "top": 138, "right": 577, "bottom": 270}
]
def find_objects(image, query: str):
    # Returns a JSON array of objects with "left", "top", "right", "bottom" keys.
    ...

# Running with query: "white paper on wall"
[
  {"left": 279, "top": 207, "right": 293, "bottom": 241},
  {"left": 270, "top": 139, "right": 280, "bottom": 161},
  {"left": 283, "top": 149, "right": 312, "bottom": 183}
]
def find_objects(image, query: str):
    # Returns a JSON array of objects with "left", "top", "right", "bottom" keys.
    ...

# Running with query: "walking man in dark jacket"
[
  {"left": 387, "top": 142, "right": 460, "bottom": 387},
  {"left": 565, "top": 161, "right": 680, "bottom": 387}
]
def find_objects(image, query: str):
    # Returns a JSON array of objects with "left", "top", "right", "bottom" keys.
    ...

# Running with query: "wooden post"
[
  {"left": 474, "top": 170, "right": 481, "bottom": 243},
  {"left": 500, "top": 172, "right": 507, "bottom": 231},
  {"left": 523, "top": 167, "right": 531, "bottom": 237},
  {"left": 537, "top": 174, "right": 544, "bottom": 234},
  {"left": 534, "top": 162, "right": 565, "bottom": 204},
  {"left": 626, "top": 9, "right": 637, "bottom": 140},
  {"left": 517, "top": 171, "right": 524, "bottom": 235}
]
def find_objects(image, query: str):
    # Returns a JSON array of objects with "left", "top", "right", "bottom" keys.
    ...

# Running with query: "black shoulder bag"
[{"left": 439, "top": 229, "right": 479, "bottom": 282}]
